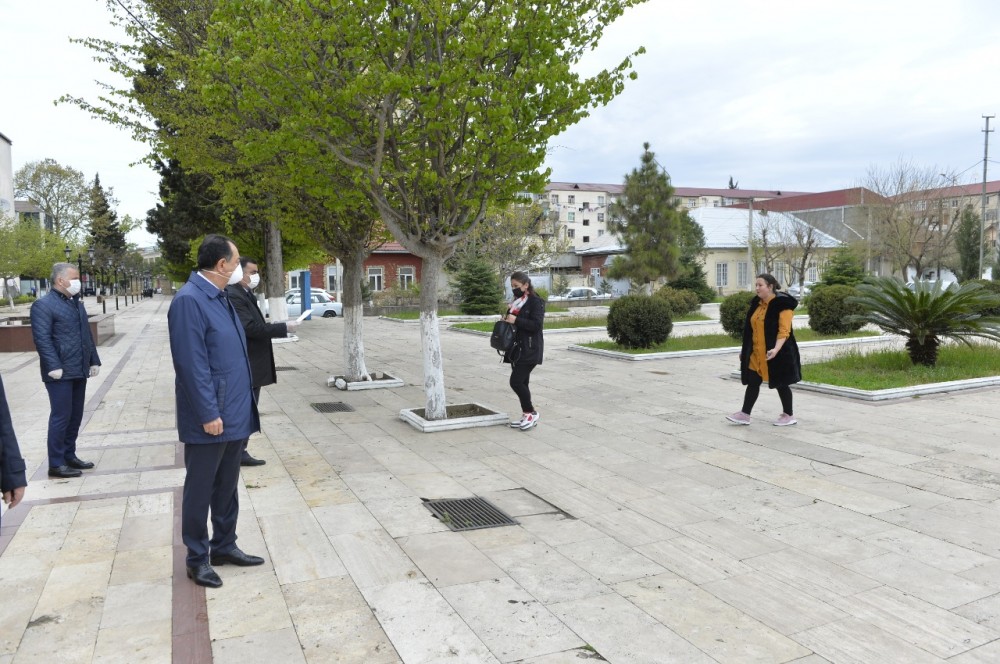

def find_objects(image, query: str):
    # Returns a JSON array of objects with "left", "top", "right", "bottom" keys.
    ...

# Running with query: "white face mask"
[
  {"left": 209, "top": 262, "right": 243, "bottom": 285},
  {"left": 247, "top": 273, "right": 260, "bottom": 290},
  {"left": 66, "top": 279, "right": 82, "bottom": 296}
]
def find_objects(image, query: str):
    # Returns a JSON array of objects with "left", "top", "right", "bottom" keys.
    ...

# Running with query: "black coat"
[
  {"left": 740, "top": 292, "right": 802, "bottom": 388},
  {"left": 0, "top": 374, "right": 26, "bottom": 495},
  {"left": 226, "top": 285, "right": 289, "bottom": 389},
  {"left": 503, "top": 293, "right": 545, "bottom": 366}
]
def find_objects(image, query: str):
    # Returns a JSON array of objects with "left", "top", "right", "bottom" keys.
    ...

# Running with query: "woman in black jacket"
[
  {"left": 502, "top": 271, "right": 545, "bottom": 430},
  {"left": 727, "top": 273, "right": 802, "bottom": 426}
]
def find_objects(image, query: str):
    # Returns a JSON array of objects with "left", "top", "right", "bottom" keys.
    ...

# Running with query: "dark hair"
[
  {"left": 756, "top": 273, "right": 780, "bottom": 291},
  {"left": 510, "top": 271, "right": 537, "bottom": 297},
  {"left": 197, "top": 234, "right": 235, "bottom": 270},
  {"left": 239, "top": 257, "right": 258, "bottom": 269}
]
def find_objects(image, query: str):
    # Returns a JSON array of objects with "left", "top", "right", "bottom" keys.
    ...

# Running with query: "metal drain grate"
[
  {"left": 311, "top": 401, "right": 355, "bottom": 413},
  {"left": 423, "top": 497, "right": 518, "bottom": 532},
  {"left": 275, "top": 366, "right": 298, "bottom": 371}
]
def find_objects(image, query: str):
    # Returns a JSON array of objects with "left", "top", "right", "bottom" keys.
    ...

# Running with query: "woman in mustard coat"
[{"left": 727, "top": 273, "right": 802, "bottom": 426}]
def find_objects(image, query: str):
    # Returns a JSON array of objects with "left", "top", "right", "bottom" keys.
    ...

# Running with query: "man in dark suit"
[
  {"left": 168, "top": 235, "right": 265, "bottom": 588},
  {"left": 225, "top": 257, "right": 297, "bottom": 466}
]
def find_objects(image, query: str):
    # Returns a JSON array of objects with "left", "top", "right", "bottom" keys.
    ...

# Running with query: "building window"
[
  {"left": 598, "top": 230, "right": 604, "bottom": 237},
  {"left": 567, "top": 229, "right": 575, "bottom": 239},
  {"left": 326, "top": 266, "right": 339, "bottom": 292},
  {"left": 550, "top": 194, "right": 559, "bottom": 205},
  {"left": 289, "top": 274, "right": 299, "bottom": 290},
  {"left": 598, "top": 195, "right": 605, "bottom": 206},
  {"left": 567, "top": 212, "right": 575, "bottom": 222},
  {"left": 583, "top": 219, "right": 590, "bottom": 226},
  {"left": 688, "top": 197, "right": 698, "bottom": 207},
  {"left": 368, "top": 266, "right": 384, "bottom": 292},
  {"left": 567, "top": 195, "right": 575, "bottom": 204},
  {"left": 398, "top": 265, "right": 415, "bottom": 289},
  {"left": 582, "top": 201, "right": 590, "bottom": 210},
  {"left": 582, "top": 235, "right": 590, "bottom": 243},
  {"left": 737, "top": 261, "right": 749, "bottom": 287},
  {"left": 597, "top": 213, "right": 605, "bottom": 222},
  {"left": 807, "top": 262, "right": 818, "bottom": 282},
  {"left": 716, "top": 262, "right": 728, "bottom": 287}
]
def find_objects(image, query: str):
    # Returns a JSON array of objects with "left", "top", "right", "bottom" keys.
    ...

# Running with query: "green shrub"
[
  {"left": 12, "top": 295, "right": 37, "bottom": 305},
  {"left": 535, "top": 286, "right": 549, "bottom": 301},
  {"left": 455, "top": 259, "right": 503, "bottom": 315},
  {"left": 653, "top": 286, "right": 700, "bottom": 319},
  {"left": 606, "top": 295, "right": 673, "bottom": 348},
  {"left": 669, "top": 264, "right": 716, "bottom": 303},
  {"left": 808, "top": 284, "right": 866, "bottom": 335},
  {"left": 719, "top": 290, "right": 755, "bottom": 339},
  {"left": 965, "top": 279, "right": 1000, "bottom": 316}
]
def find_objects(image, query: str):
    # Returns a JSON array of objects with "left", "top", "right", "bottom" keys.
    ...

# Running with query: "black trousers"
[
  {"left": 182, "top": 438, "right": 245, "bottom": 566},
  {"left": 244, "top": 387, "right": 262, "bottom": 454},
  {"left": 742, "top": 371, "right": 793, "bottom": 416},
  {"left": 509, "top": 363, "right": 537, "bottom": 413}
]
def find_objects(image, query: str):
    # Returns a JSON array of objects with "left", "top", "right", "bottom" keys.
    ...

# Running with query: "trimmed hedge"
[
  {"left": 606, "top": 295, "right": 673, "bottom": 348},
  {"left": 808, "top": 284, "right": 866, "bottom": 335},
  {"left": 653, "top": 286, "right": 700, "bottom": 319},
  {"left": 720, "top": 290, "right": 755, "bottom": 339}
]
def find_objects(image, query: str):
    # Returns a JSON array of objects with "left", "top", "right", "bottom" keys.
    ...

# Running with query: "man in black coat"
[
  {"left": 1, "top": 373, "right": 27, "bottom": 521},
  {"left": 225, "top": 257, "right": 297, "bottom": 466}
]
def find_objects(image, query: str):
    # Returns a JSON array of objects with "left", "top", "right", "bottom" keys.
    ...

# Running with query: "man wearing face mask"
[
  {"left": 225, "top": 257, "right": 297, "bottom": 466},
  {"left": 30, "top": 263, "right": 101, "bottom": 478},
  {"left": 168, "top": 235, "right": 264, "bottom": 588}
]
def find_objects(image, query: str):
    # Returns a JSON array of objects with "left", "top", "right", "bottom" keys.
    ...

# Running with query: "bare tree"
[
  {"left": 864, "top": 160, "right": 960, "bottom": 279},
  {"left": 775, "top": 216, "right": 820, "bottom": 289}
]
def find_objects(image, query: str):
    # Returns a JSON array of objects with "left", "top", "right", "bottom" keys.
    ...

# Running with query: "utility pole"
[
  {"left": 747, "top": 198, "right": 754, "bottom": 291},
  {"left": 981, "top": 114, "right": 994, "bottom": 278}
]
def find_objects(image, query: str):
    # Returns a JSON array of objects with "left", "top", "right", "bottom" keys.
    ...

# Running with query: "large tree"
[
  {"left": 201, "top": 0, "right": 648, "bottom": 419},
  {"left": 953, "top": 205, "right": 984, "bottom": 282},
  {"left": 607, "top": 143, "right": 684, "bottom": 293},
  {"left": 13, "top": 159, "right": 91, "bottom": 240},
  {"left": 0, "top": 215, "right": 65, "bottom": 308}
]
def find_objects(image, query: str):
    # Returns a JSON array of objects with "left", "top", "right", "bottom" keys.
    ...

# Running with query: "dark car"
[{"left": 82, "top": 286, "right": 97, "bottom": 296}]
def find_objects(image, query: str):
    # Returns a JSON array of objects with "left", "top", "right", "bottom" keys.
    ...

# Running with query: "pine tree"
[
  {"left": 456, "top": 259, "right": 503, "bottom": 315},
  {"left": 819, "top": 246, "right": 866, "bottom": 286},
  {"left": 87, "top": 174, "right": 127, "bottom": 257},
  {"left": 607, "top": 143, "right": 683, "bottom": 293},
  {"left": 954, "top": 205, "right": 983, "bottom": 281}
]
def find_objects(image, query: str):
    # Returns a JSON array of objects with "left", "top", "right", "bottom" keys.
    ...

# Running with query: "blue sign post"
[{"left": 300, "top": 270, "right": 312, "bottom": 320}]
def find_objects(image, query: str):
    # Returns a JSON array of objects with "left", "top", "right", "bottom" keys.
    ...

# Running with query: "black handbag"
[{"left": 490, "top": 320, "right": 517, "bottom": 355}]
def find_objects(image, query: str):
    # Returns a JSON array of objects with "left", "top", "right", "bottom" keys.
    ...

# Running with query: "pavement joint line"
[
  {"left": 79, "top": 427, "right": 178, "bottom": 437},
  {"left": 77, "top": 439, "right": 181, "bottom": 449},
  {"left": 171, "top": 488, "right": 212, "bottom": 664}
]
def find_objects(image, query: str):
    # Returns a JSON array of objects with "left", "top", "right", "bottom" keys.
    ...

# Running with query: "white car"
[
  {"left": 286, "top": 290, "right": 343, "bottom": 317},
  {"left": 547, "top": 287, "right": 612, "bottom": 302},
  {"left": 786, "top": 281, "right": 814, "bottom": 297}
]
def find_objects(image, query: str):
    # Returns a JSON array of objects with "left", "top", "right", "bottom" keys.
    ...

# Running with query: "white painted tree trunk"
[
  {"left": 419, "top": 254, "right": 447, "bottom": 419},
  {"left": 264, "top": 220, "right": 288, "bottom": 321},
  {"left": 341, "top": 255, "right": 370, "bottom": 382}
]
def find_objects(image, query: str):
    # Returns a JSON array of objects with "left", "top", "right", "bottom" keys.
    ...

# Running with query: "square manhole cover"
[
  {"left": 424, "top": 497, "right": 519, "bottom": 532},
  {"left": 311, "top": 402, "right": 355, "bottom": 413}
]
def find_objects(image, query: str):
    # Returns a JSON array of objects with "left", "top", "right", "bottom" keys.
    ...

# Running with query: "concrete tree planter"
[
  {"left": 327, "top": 371, "right": 405, "bottom": 391},
  {"left": 400, "top": 403, "right": 509, "bottom": 433}
]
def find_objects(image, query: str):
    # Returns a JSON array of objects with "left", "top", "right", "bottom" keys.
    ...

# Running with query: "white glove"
[
  {"left": 89, "top": 366, "right": 100, "bottom": 377},
  {"left": 48, "top": 369, "right": 63, "bottom": 380}
]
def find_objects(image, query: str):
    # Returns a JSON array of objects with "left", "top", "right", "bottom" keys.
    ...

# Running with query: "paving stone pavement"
[{"left": 2, "top": 297, "right": 1000, "bottom": 663}]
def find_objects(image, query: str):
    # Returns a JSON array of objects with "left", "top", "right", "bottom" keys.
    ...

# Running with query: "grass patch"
[
  {"left": 582, "top": 328, "right": 876, "bottom": 354},
  {"left": 453, "top": 311, "right": 710, "bottom": 333},
  {"left": 803, "top": 343, "right": 1000, "bottom": 390}
]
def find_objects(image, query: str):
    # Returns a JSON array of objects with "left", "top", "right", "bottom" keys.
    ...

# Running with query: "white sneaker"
[
  {"left": 773, "top": 413, "right": 797, "bottom": 426},
  {"left": 510, "top": 414, "right": 527, "bottom": 428},
  {"left": 519, "top": 412, "right": 539, "bottom": 430},
  {"left": 726, "top": 411, "right": 751, "bottom": 425}
]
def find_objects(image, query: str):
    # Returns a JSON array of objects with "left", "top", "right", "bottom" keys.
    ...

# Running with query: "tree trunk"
[
  {"left": 419, "top": 253, "right": 448, "bottom": 420},
  {"left": 264, "top": 219, "right": 288, "bottom": 321},
  {"left": 905, "top": 335, "right": 939, "bottom": 367},
  {"left": 340, "top": 254, "right": 370, "bottom": 382}
]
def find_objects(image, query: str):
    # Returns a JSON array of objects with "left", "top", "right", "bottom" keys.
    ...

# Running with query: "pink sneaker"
[
  {"left": 773, "top": 413, "right": 797, "bottom": 426},
  {"left": 726, "top": 411, "right": 751, "bottom": 425}
]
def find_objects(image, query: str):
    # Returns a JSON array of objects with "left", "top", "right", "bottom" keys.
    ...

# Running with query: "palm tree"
[{"left": 848, "top": 277, "right": 1000, "bottom": 367}]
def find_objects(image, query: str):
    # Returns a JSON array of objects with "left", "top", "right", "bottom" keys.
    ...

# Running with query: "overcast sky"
[{"left": 2, "top": 0, "right": 998, "bottom": 247}]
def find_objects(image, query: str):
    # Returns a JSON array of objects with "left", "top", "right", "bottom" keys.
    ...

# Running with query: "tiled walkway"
[{"left": 2, "top": 297, "right": 1000, "bottom": 662}]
